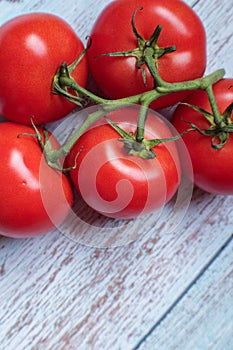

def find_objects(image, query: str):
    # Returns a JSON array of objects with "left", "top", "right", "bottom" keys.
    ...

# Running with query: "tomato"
[
  {"left": 0, "top": 13, "right": 88, "bottom": 125},
  {"left": 171, "top": 79, "right": 233, "bottom": 195},
  {"left": 87, "top": 0, "right": 206, "bottom": 109},
  {"left": 0, "top": 122, "right": 73, "bottom": 238},
  {"left": 66, "top": 107, "right": 181, "bottom": 219}
]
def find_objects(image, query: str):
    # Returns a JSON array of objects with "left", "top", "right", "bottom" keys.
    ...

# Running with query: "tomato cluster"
[{"left": 0, "top": 0, "right": 232, "bottom": 239}]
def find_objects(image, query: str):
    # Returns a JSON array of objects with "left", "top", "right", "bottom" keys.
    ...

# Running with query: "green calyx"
[
  {"left": 105, "top": 117, "right": 192, "bottom": 159},
  {"left": 122, "top": 139, "right": 156, "bottom": 159},
  {"left": 105, "top": 116, "right": 154, "bottom": 159},
  {"left": 98, "top": 7, "right": 176, "bottom": 86},
  {"left": 18, "top": 118, "right": 78, "bottom": 172},
  {"left": 183, "top": 102, "right": 233, "bottom": 149}
]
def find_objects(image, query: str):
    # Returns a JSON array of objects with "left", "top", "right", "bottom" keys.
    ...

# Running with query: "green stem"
[
  {"left": 57, "top": 63, "right": 225, "bottom": 108},
  {"left": 55, "top": 63, "right": 143, "bottom": 106},
  {"left": 205, "top": 84, "right": 223, "bottom": 126},
  {"left": 133, "top": 65, "right": 225, "bottom": 142},
  {"left": 46, "top": 103, "right": 139, "bottom": 167},
  {"left": 46, "top": 109, "right": 107, "bottom": 167},
  {"left": 135, "top": 94, "right": 159, "bottom": 141},
  {"left": 148, "top": 64, "right": 224, "bottom": 95},
  {"left": 50, "top": 59, "right": 225, "bottom": 169},
  {"left": 136, "top": 103, "right": 150, "bottom": 142}
]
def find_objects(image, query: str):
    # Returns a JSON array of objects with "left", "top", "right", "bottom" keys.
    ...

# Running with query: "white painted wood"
[
  {"left": 0, "top": 0, "right": 232, "bottom": 350},
  {"left": 137, "top": 239, "right": 233, "bottom": 350},
  {"left": 196, "top": 0, "right": 233, "bottom": 77}
]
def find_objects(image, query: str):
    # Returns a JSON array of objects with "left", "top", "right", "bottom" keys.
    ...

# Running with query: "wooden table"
[{"left": 0, "top": 0, "right": 232, "bottom": 349}]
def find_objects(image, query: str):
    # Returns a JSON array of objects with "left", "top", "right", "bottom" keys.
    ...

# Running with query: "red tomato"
[
  {"left": 0, "top": 122, "right": 73, "bottom": 238},
  {"left": 87, "top": 0, "right": 206, "bottom": 109},
  {"left": 171, "top": 79, "right": 233, "bottom": 195},
  {"left": 0, "top": 13, "right": 88, "bottom": 125},
  {"left": 66, "top": 107, "right": 181, "bottom": 219}
]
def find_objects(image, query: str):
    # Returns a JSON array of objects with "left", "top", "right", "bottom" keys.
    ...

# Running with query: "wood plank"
[
  {"left": 1, "top": 195, "right": 232, "bottom": 350},
  {"left": 0, "top": 0, "right": 232, "bottom": 349},
  {"left": 196, "top": 0, "right": 233, "bottom": 77},
  {"left": 136, "top": 238, "right": 233, "bottom": 350}
]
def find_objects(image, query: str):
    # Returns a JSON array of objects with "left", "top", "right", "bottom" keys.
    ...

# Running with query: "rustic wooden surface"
[{"left": 0, "top": 0, "right": 232, "bottom": 349}]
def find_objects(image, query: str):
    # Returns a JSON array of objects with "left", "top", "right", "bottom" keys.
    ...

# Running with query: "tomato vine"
[{"left": 33, "top": 7, "right": 228, "bottom": 171}]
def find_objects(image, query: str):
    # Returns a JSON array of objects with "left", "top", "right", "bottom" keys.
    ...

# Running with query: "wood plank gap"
[
  {"left": 191, "top": 0, "right": 202, "bottom": 7},
  {"left": 132, "top": 233, "right": 233, "bottom": 350}
]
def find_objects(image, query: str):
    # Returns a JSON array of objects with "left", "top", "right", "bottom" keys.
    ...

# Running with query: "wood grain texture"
[
  {"left": 0, "top": 0, "right": 232, "bottom": 349},
  {"left": 137, "top": 239, "right": 233, "bottom": 350},
  {"left": 196, "top": 0, "right": 233, "bottom": 78}
]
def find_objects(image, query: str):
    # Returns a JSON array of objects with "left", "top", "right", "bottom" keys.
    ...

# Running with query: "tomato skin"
[
  {"left": 171, "top": 79, "right": 233, "bottom": 195},
  {"left": 66, "top": 108, "right": 181, "bottom": 219},
  {"left": 87, "top": 0, "right": 206, "bottom": 109},
  {"left": 0, "top": 122, "right": 73, "bottom": 238},
  {"left": 0, "top": 13, "right": 88, "bottom": 125}
]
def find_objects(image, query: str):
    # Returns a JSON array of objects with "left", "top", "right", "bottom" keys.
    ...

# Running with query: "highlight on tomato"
[
  {"left": 0, "top": 13, "right": 88, "bottom": 125},
  {"left": 0, "top": 122, "right": 73, "bottom": 238},
  {"left": 66, "top": 105, "right": 186, "bottom": 219},
  {"left": 171, "top": 78, "right": 233, "bottom": 195},
  {"left": 87, "top": 0, "right": 206, "bottom": 109}
]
